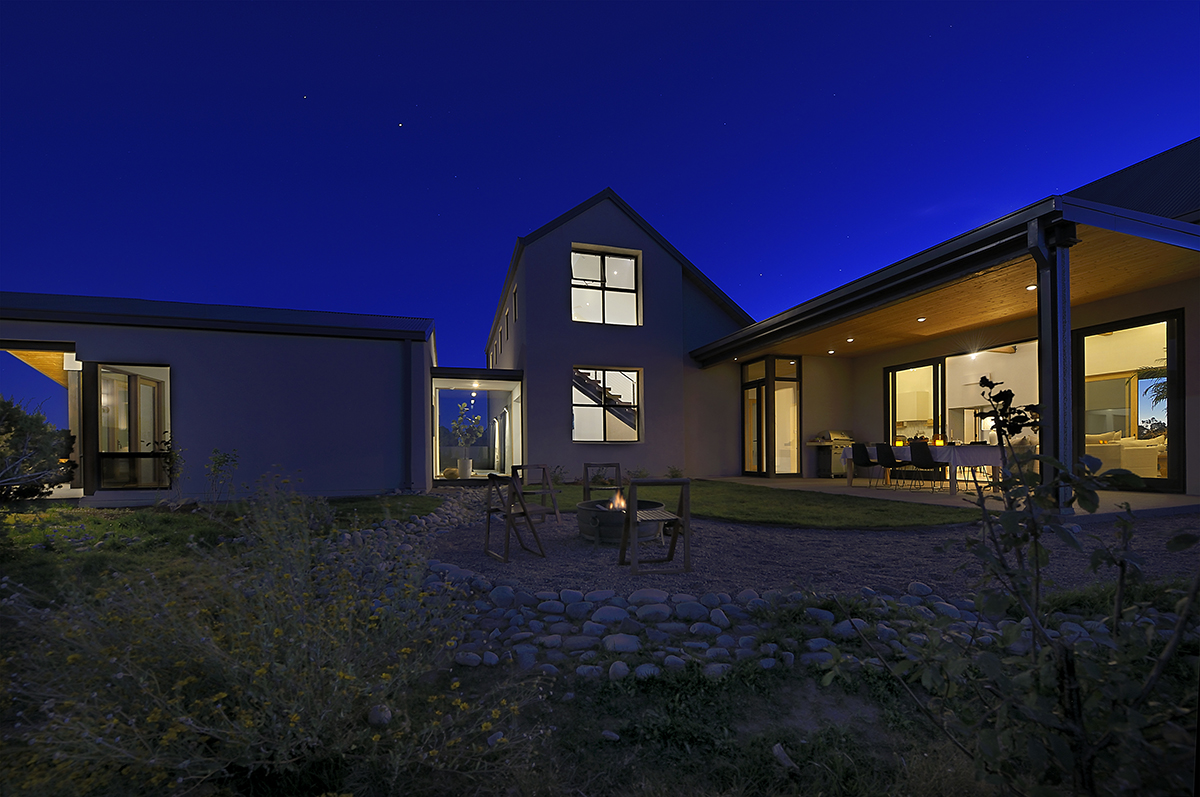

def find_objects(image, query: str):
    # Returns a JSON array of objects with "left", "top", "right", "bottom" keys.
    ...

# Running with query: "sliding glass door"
[
  {"left": 887, "top": 359, "right": 944, "bottom": 445},
  {"left": 741, "top": 356, "right": 800, "bottom": 476},
  {"left": 1078, "top": 313, "right": 1180, "bottom": 490}
]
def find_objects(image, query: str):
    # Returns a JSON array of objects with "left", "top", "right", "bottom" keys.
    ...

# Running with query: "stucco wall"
[
  {"left": 515, "top": 199, "right": 746, "bottom": 481},
  {"left": 799, "top": 355, "right": 855, "bottom": 477},
  {"left": 1, "top": 318, "right": 426, "bottom": 499}
]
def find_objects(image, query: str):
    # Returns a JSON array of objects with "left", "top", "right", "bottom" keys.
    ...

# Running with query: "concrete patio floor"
[{"left": 709, "top": 476, "right": 1199, "bottom": 524}]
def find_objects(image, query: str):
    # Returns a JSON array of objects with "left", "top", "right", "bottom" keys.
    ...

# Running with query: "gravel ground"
[{"left": 427, "top": 499, "right": 1200, "bottom": 600}]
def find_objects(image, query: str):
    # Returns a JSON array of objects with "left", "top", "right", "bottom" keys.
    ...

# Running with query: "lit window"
[
  {"left": 98, "top": 364, "right": 171, "bottom": 488},
  {"left": 571, "top": 251, "right": 639, "bottom": 326},
  {"left": 572, "top": 368, "right": 639, "bottom": 441}
]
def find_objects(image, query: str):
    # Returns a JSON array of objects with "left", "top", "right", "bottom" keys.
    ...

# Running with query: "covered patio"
[{"left": 709, "top": 476, "right": 1200, "bottom": 523}]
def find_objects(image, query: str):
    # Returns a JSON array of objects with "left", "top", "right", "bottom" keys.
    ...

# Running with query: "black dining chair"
[
  {"left": 850, "top": 443, "right": 881, "bottom": 488},
  {"left": 875, "top": 443, "right": 912, "bottom": 489},
  {"left": 908, "top": 439, "right": 949, "bottom": 491}
]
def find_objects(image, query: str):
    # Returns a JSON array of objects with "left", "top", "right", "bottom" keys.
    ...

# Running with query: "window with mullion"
[
  {"left": 571, "top": 251, "right": 639, "bottom": 326},
  {"left": 572, "top": 367, "right": 640, "bottom": 441}
]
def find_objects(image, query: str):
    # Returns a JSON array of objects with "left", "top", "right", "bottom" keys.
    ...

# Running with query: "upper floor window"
[{"left": 571, "top": 251, "right": 639, "bottom": 326}]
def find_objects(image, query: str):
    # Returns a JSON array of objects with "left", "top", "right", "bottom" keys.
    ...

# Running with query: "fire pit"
[{"left": 576, "top": 495, "right": 664, "bottom": 546}]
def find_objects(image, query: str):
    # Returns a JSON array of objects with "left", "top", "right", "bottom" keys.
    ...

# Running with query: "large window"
[
  {"left": 887, "top": 359, "right": 944, "bottom": 444},
  {"left": 572, "top": 368, "right": 639, "bottom": 441},
  {"left": 98, "top": 364, "right": 171, "bottom": 489},
  {"left": 1079, "top": 314, "right": 1180, "bottom": 488},
  {"left": 571, "top": 251, "right": 639, "bottom": 326}
]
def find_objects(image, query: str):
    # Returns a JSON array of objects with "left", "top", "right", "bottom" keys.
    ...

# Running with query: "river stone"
[
  {"left": 703, "top": 662, "right": 732, "bottom": 679},
  {"left": 636, "top": 603, "right": 672, "bottom": 623},
  {"left": 805, "top": 607, "right": 835, "bottom": 623},
  {"left": 706, "top": 647, "right": 731, "bottom": 661},
  {"left": 538, "top": 600, "right": 566, "bottom": 614},
  {"left": 735, "top": 648, "right": 758, "bottom": 661},
  {"left": 800, "top": 651, "right": 834, "bottom": 666},
  {"left": 737, "top": 636, "right": 757, "bottom": 649},
  {"left": 656, "top": 622, "right": 689, "bottom": 635},
  {"left": 628, "top": 588, "right": 669, "bottom": 605},
  {"left": 512, "top": 644, "right": 538, "bottom": 670},
  {"left": 603, "top": 633, "right": 641, "bottom": 653},
  {"left": 635, "top": 663, "right": 661, "bottom": 679},
  {"left": 601, "top": 730, "right": 621, "bottom": 741},
  {"left": 671, "top": 593, "right": 697, "bottom": 603},
  {"left": 585, "top": 589, "right": 616, "bottom": 602},
  {"left": 690, "top": 622, "right": 722, "bottom": 636},
  {"left": 563, "top": 635, "right": 600, "bottom": 651},
  {"left": 560, "top": 589, "right": 584, "bottom": 604},
  {"left": 592, "top": 605, "right": 630, "bottom": 624},
  {"left": 760, "top": 657, "right": 778, "bottom": 669},
  {"left": 931, "top": 602, "right": 961, "bottom": 619},
  {"left": 805, "top": 637, "right": 835, "bottom": 652},
  {"left": 454, "top": 651, "right": 482, "bottom": 667},
  {"left": 664, "top": 654, "right": 686, "bottom": 671},
  {"left": 735, "top": 588, "right": 760, "bottom": 604},
  {"left": 646, "top": 628, "right": 671, "bottom": 645},
  {"left": 832, "top": 618, "right": 869, "bottom": 640},
  {"left": 538, "top": 634, "right": 562, "bottom": 649},
  {"left": 618, "top": 617, "right": 645, "bottom": 634},
  {"left": 609, "top": 661, "right": 630, "bottom": 680},
  {"left": 700, "top": 592, "right": 721, "bottom": 608},
  {"left": 576, "top": 665, "right": 604, "bottom": 678},
  {"left": 912, "top": 606, "right": 937, "bottom": 621},
  {"left": 582, "top": 621, "right": 606, "bottom": 637},
  {"left": 515, "top": 591, "right": 540, "bottom": 607},
  {"left": 709, "top": 609, "right": 731, "bottom": 629},
  {"left": 489, "top": 585, "right": 516, "bottom": 607},
  {"left": 907, "top": 581, "right": 933, "bottom": 597},
  {"left": 674, "top": 601, "right": 710, "bottom": 621},
  {"left": 482, "top": 651, "right": 500, "bottom": 666},
  {"left": 566, "top": 601, "right": 594, "bottom": 620}
]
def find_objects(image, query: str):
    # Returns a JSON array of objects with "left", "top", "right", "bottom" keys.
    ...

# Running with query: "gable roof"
[
  {"left": 1067, "top": 137, "right": 1200, "bottom": 223},
  {"left": 0, "top": 292, "right": 435, "bottom": 342},
  {"left": 487, "top": 188, "right": 755, "bottom": 349}
]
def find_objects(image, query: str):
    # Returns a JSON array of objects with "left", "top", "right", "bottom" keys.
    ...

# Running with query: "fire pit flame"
[{"left": 607, "top": 491, "right": 626, "bottom": 511}]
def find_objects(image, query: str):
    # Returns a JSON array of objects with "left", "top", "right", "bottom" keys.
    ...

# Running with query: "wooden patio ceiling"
[{"left": 732, "top": 225, "right": 1199, "bottom": 361}]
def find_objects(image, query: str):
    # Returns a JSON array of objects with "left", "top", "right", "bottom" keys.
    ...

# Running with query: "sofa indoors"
[{"left": 1084, "top": 431, "right": 1166, "bottom": 478}]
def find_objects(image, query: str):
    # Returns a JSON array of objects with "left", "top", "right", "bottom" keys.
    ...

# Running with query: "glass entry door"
[
  {"left": 741, "top": 356, "right": 799, "bottom": 476},
  {"left": 1080, "top": 315, "right": 1179, "bottom": 489},
  {"left": 743, "top": 385, "right": 763, "bottom": 473}
]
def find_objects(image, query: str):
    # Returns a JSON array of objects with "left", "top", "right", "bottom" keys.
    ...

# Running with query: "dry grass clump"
[{"left": 1, "top": 477, "right": 544, "bottom": 796}]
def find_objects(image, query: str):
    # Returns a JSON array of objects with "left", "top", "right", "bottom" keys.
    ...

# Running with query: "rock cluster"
[{"left": 328, "top": 488, "right": 1194, "bottom": 683}]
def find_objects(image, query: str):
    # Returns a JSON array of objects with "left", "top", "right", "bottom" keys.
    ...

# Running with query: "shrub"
[
  {"left": 0, "top": 396, "right": 75, "bottom": 502},
  {"left": 1, "top": 476, "right": 545, "bottom": 795},
  {"left": 842, "top": 378, "right": 1199, "bottom": 796}
]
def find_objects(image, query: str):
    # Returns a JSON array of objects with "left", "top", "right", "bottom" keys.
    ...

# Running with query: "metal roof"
[
  {"left": 0, "top": 292, "right": 435, "bottom": 342},
  {"left": 1067, "top": 137, "right": 1200, "bottom": 222}
]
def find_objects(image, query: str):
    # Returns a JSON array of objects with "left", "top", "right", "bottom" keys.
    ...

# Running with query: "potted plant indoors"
[{"left": 452, "top": 402, "right": 485, "bottom": 479}]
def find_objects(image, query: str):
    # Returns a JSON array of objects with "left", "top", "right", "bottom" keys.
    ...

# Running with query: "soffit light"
[
  {"left": 1026, "top": 284, "right": 1037, "bottom": 291},
  {"left": 827, "top": 349, "right": 835, "bottom": 355},
  {"left": 917, "top": 317, "right": 927, "bottom": 323},
  {"left": 846, "top": 338, "right": 854, "bottom": 343}
]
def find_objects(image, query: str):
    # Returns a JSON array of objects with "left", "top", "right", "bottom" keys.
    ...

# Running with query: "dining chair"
[
  {"left": 908, "top": 440, "right": 949, "bottom": 491},
  {"left": 850, "top": 443, "right": 881, "bottom": 488},
  {"left": 875, "top": 443, "right": 912, "bottom": 489}
]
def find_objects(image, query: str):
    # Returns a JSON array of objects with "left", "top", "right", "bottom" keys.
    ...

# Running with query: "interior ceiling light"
[
  {"left": 827, "top": 349, "right": 835, "bottom": 355},
  {"left": 917, "top": 317, "right": 927, "bottom": 323},
  {"left": 1026, "top": 284, "right": 1038, "bottom": 291},
  {"left": 472, "top": 381, "right": 479, "bottom": 388}
]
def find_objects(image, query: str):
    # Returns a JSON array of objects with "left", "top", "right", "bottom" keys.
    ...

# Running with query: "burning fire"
[{"left": 607, "top": 492, "right": 626, "bottom": 511}]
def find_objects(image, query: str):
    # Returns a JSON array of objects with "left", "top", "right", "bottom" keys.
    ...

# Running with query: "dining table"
[{"left": 841, "top": 443, "right": 1003, "bottom": 495}]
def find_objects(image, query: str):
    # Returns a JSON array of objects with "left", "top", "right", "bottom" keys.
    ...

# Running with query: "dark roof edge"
[
  {"left": 689, "top": 197, "right": 1063, "bottom": 365},
  {"left": 431, "top": 366, "right": 524, "bottom": 380},
  {"left": 0, "top": 292, "right": 435, "bottom": 342},
  {"left": 1060, "top": 196, "right": 1200, "bottom": 250},
  {"left": 486, "top": 188, "right": 756, "bottom": 350}
]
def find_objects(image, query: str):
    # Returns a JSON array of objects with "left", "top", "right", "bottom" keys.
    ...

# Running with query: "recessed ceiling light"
[
  {"left": 789, "top": 360, "right": 795, "bottom": 364},
  {"left": 1026, "top": 284, "right": 1037, "bottom": 291},
  {"left": 846, "top": 337, "right": 854, "bottom": 343},
  {"left": 471, "top": 382, "right": 479, "bottom": 388},
  {"left": 917, "top": 317, "right": 927, "bottom": 323},
  {"left": 827, "top": 349, "right": 835, "bottom": 355}
]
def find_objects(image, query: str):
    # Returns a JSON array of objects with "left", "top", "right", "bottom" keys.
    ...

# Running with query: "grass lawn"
[{"left": 551, "top": 478, "right": 980, "bottom": 528}]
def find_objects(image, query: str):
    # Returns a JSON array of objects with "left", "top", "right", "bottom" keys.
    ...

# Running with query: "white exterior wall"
[
  {"left": 515, "top": 199, "right": 746, "bottom": 481},
  {"left": 1, "top": 318, "right": 428, "bottom": 500}
]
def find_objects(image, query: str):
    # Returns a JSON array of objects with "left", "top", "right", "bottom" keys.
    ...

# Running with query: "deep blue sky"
[{"left": 2, "top": 1, "right": 1198, "bottom": 420}]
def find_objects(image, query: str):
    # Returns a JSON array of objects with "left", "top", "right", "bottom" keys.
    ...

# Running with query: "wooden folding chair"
[
  {"left": 484, "top": 473, "right": 547, "bottom": 562},
  {"left": 582, "top": 462, "right": 623, "bottom": 503},
  {"left": 618, "top": 478, "right": 692, "bottom": 575},
  {"left": 511, "top": 464, "right": 561, "bottom": 522}
]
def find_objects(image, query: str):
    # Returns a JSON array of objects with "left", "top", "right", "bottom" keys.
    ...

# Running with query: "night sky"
[{"left": 2, "top": 1, "right": 1198, "bottom": 424}]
